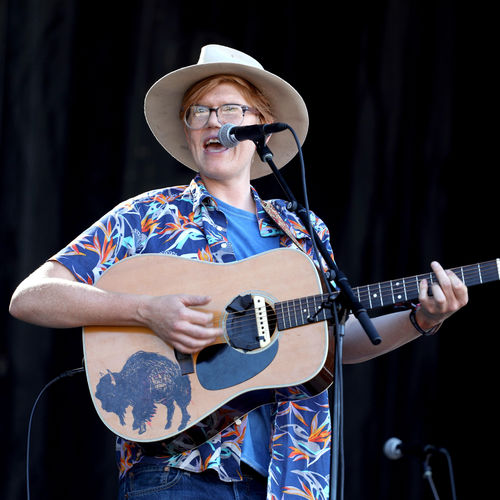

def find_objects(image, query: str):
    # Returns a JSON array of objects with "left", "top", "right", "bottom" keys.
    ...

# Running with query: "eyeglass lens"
[{"left": 186, "top": 104, "right": 246, "bottom": 129}]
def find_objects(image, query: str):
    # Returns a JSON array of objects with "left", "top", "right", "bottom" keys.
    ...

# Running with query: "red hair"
[{"left": 180, "top": 75, "right": 275, "bottom": 124}]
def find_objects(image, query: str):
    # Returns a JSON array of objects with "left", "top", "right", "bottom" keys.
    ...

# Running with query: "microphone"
[
  {"left": 218, "top": 122, "right": 288, "bottom": 148},
  {"left": 383, "top": 437, "right": 437, "bottom": 460}
]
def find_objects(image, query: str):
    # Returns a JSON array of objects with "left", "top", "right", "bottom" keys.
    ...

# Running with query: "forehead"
[{"left": 196, "top": 83, "right": 249, "bottom": 105}]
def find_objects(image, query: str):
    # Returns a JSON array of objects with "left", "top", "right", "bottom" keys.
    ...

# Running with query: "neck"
[{"left": 201, "top": 175, "right": 255, "bottom": 212}]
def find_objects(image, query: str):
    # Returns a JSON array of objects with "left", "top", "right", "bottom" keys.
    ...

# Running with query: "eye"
[
  {"left": 220, "top": 104, "right": 240, "bottom": 113},
  {"left": 191, "top": 105, "right": 209, "bottom": 117}
]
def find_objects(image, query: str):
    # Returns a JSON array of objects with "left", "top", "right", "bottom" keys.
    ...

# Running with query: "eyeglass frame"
[{"left": 183, "top": 103, "right": 259, "bottom": 130}]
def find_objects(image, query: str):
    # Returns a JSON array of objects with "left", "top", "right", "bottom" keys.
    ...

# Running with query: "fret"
[
  {"left": 291, "top": 298, "right": 297, "bottom": 328},
  {"left": 275, "top": 302, "right": 285, "bottom": 331},
  {"left": 478, "top": 263, "right": 483, "bottom": 284},
  {"left": 405, "top": 275, "right": 420, "bottom": 303},
  {"left": 312, "top": 295, "right": 322, "bottom": 323},
  {"left": 309, "top": 297, "right": 318, "bottom": 320},
  {"left": 380, "top": 280, "right": 394, "bottom": 305},
  {"left": 308, "top": 295, "right": 319, "bottom": 324},
  {"left": 352, "top": 286, "right": 366, "bottom": 309},
  {"left": 298, "top": 296, "right": 306, "bottom": 326},
  {"left": 280, "top": 300, "right": 290, "bottom": 330},
  {"left": 305, "top": 296, "right": 313, "bottom": 323},
  {"left": 370, "top": 283, "right": 383, "bottom": 308},
  {"left": 287, "top": 299, "right": 293, "bottom": 328},
  {"left": 428, "top": 272, "right": 435, "bottom": 286},
  {"left": 391, "top": 279, "right": 407, "bottom": 303},
  {"left": 366, "top": 284, "right": 374, "bottom": 309},
  {"left": 460, "top": 264, "right": 480, "bottom": 286}
]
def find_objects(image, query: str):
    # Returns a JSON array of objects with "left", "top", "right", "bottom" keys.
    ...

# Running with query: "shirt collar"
[
  {"left": 186, "top": 174, "right": 303, "bottom": 239},
  {"left": 187, "top": 175, "right": 217, "bottom": 212},
  {"left": 187, "top": 174, "right": 266, "bottom": 212}
]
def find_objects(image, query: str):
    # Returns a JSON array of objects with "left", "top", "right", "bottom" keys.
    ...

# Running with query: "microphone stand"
[{"left": 253, "top": 135, "right": 382, "bottom": 500}]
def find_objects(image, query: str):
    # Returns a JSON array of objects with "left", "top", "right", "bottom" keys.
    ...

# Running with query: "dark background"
[{"left": 1, "top": 1, "right": 498, "bottom": 499}]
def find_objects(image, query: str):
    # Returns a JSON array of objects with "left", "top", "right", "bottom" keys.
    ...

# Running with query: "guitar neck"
[
  {"left": 353, "top": 259, "right": 500, "bottom": 311},
  {"left": 276, "top": 259, "right": 500, "bottom": 330}
]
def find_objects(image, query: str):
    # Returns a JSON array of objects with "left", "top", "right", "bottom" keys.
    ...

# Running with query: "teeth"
[{"left": 205, "top": 138, "right": 221, "bottom": 147}]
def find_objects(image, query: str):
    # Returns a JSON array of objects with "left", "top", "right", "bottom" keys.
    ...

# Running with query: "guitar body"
[{"left": 83, "top": 248, "right": 333, "bottom": 450}]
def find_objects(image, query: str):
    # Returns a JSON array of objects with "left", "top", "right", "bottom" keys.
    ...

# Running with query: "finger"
[
  {"left": 431, "top": 262, "right": 467, "bottom": 305},
  {"left": 431, "top": 261, "right": 453, "bottom": 292},
  {"left": 179, "top": 295, "right": 216, "bottom": 326},
  {"left": 446, "top": 269, "right": 466, "bottom": 291},
  {"left": 446, "top": 270, "right": 469, "bottom": 304},
  {"left": 418, "top": 277, "right": 429, "bottom": 303},
  {"left": 169, "top": 324, "right": 222, "bottom": 353},
  {"left": 182, "top": 307, "right": 215, "bottom": 326},
  {"left": 180, "top": 294, "right": 212, "bottom": 307}
]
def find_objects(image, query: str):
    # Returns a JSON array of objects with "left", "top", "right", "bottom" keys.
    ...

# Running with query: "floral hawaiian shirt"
[{"left": 52, "top": 175, "right": 334, "bottom": 499}]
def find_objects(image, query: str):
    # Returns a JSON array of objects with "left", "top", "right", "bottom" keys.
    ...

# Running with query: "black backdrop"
[{"left": 1, "top": 1, "right": 498, "bottom": 499}]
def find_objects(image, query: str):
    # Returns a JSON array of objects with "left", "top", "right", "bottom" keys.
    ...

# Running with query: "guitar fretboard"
[{"left": 275, "top": 259, "right": 500, "bottom": 330}]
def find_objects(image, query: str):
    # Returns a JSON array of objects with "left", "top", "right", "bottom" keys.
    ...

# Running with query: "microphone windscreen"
[
  {"left": 383, "top": 437, "right": 403, "bottom": 460},
  {"left": 218, "top": 123, "right": 238, "bottom": 148}
]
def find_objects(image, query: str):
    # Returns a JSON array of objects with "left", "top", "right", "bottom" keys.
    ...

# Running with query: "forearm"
[
  {"left": 342, "top": 261, "right": 468, "bottom": 364},
  {"left": 9, "top": 260, "right": 222, "bottom": 353},
  {"left": 342, "top": 310, "right": 422, "bottom": 364},
  {"left": 9, "top": 275, "right": 146, "bottom": 329}
]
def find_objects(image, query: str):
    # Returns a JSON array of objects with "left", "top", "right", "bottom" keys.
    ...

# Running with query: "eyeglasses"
[{"left": 184, "top": 103, "right": 258, "bottom": 129}]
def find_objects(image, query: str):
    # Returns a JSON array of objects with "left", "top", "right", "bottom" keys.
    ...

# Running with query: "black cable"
[
  {"left": 26, "top": 367, "right": 84, "bottom": 500},
  {"left": 255, "top": 126, "right": 345, "bottom": 499},
  {"left": 285, "top": 126, "right": 345, "bottom": 500},
  {"left": 439, "top": 447, "right": 457, "bottom": 500},
  {"left": 422, "top": 453, "right": 441, "bottom": 500}
]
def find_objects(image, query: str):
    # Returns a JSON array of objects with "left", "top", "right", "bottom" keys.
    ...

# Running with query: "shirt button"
[
  {"left": 216, "top": 225, "right": 224, "bottom": 231},
  {"left": 221, "top": 243, "right": 227, "bottom": 248}
]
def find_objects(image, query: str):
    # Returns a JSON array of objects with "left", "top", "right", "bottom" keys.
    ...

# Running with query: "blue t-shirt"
[{"left": 214, "top": 197, "right": 279, "bottom": 476}]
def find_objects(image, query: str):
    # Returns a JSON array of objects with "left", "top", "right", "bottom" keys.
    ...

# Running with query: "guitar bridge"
[
  {"left": 253, "top": 295, "right": 271, "bottom": 347},
  {"left": 225, "top": 293, "right": 276, "bottom": 351}
]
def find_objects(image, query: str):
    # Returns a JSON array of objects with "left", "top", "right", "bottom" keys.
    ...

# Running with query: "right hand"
[{"left": 138, "top": 294, "right": 223, "bottom": 354}]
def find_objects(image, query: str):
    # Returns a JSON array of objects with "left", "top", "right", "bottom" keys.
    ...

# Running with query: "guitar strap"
[
  {"left": 261, "top": 200, "right": 331, "bottom": 277},
  {"left": 260, "top": 200, "right": 306, "bottom": 253},
  {"left": 261, "top": 201, "right": 336, "bottom": 299}
]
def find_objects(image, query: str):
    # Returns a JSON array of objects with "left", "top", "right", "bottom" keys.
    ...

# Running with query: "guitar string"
[
  {"left": 213, "top": 263, "right": 498, "bottom": 336},
  {"left": 218, "top": 263, "right": 499, "bottom": 329},
  {"left": 215, "top": 265, "right": 500, "bottom": 338}
]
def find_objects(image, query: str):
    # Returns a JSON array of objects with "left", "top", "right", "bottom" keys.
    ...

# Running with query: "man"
[{"left": 10, "top": 45, "right": 468, "bottom": 499}]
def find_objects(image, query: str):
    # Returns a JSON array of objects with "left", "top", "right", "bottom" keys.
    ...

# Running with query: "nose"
[{"left": 206, "top": 108, "right": 220, "bottom": 127}]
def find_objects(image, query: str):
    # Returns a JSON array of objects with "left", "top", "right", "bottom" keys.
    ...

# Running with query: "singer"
[{"left": 9, "top": 45, "right": 468, "bottom": 499}]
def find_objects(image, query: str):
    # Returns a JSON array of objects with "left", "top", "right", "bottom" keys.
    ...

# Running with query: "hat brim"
[{"left": 144, "top": 61, "right": 309, "bottom": 180}]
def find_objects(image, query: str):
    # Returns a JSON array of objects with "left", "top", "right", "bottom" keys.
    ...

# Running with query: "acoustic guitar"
[{"left": 82, "top": 248, "right": 499, "bottom": 454}]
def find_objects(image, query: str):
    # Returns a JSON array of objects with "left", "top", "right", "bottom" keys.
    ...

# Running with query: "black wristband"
[{"left": 409, "top": 307, "right": 442, "bottom": 336}]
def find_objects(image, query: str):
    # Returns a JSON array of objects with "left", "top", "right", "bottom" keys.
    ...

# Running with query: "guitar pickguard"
[{"left": 196, "top": 341, "right": 279, "bottom": 390}]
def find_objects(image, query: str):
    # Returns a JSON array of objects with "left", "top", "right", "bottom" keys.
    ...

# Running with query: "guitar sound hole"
[{"left": 225, "top": 294, "right": 277, "bottom": 352}]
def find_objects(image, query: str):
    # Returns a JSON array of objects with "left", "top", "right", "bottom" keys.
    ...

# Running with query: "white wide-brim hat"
[{"left": 144, "top": 44, "right": 309, "bottom": 180}]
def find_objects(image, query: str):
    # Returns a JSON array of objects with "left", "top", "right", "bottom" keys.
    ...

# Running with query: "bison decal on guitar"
[{"left": 95, "top": 351, "right": 191, "bottom": 435}]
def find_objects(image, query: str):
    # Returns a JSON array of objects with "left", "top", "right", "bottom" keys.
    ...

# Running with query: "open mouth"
[{"left": 204, "top": 137, "right": 227, "bottom": 152}]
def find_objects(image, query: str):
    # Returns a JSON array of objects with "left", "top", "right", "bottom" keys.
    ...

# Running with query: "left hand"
[{"left": 416, "top": 261, "right": 469, "bottom": 330}]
